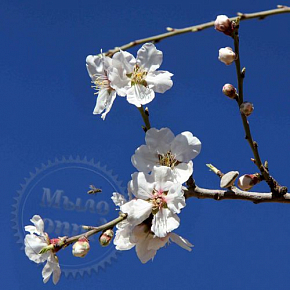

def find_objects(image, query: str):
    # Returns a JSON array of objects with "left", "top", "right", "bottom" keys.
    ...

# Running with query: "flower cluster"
[
  {"left": 111, "top": 127, "right": 201, "bottom": 263},
  {"left": 86, "top": 43, "right": 173, "bottom": 119}
]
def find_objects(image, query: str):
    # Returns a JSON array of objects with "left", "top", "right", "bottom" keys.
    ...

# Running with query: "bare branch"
[
  {"left": 185, "top": 186, "right": 290, "bottom": 204},
  {"left": 104, "top": 5, "right": 290, "bottom": 56},
  {"left": 232, "top": 19, "right": 287, "bottom": 195}
]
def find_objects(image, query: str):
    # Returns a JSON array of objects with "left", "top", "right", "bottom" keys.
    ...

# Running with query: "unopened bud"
[
  {"left": 214, "top": 15, "right": 234, "bottom": 36},
  {"left": 222, "top": 84, "right": 237, "bottom": 99},
  {"left": 99, "top": 229, "right": 114, "bottom": 247},
  {"left": 220, "top": 171, "right": 239, "bottom": 188},
  {"left": 238, "top": 174, "right": 261, "bottom": 191},
  {"left": 72, "top": 237, "right": 90, "bottom": 258},
  {"left": 218, "top": 47, "right": 236, "bottom": 66},
  {"left": 240, "top": 102, "right": 254, "bottom": 116}
]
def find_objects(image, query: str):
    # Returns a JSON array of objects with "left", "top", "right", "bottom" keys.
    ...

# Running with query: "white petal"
[
  {"left": 126, "top": 85, "right": 155, "bottom": 107},
  {"left": 108, "top": 64, "right": 130, "bottom": 96},
  {"left": 131, "top": 224, "right": 150, "bottom": 243},
  {"left": 114, "top": 221, "right": 135, "bottom": 251},
  {"left": 135, "top": 233, "right": 157, "bottom": 263},
  {"left": 171, "top": 131, "right": 202, "bottom": 162},
  {"left": 151, "top": 166, "right": 174, "bottom": 192},
  {"left": 136, "top": 43, "right": 163, "bottom": 72},
  {"left": 30, "top": 215, "right": 44, "bottom": 235},
  {"left": 131, "top": 145, "right": 157, "bottom": 173},
  {"left": 93, "top": 89, "right": 116, "bottom": 120},
  {"left": 169, "top": 233, "right": 194, "bottom": 251},
  {"left": 146, "top": 70, "right": 173, "bottom": 93},
  {"left": 147, "top": 235, "right": 169, "bottom": 250},
  {"left": 42, "top": 254, "right": 61, "bottom": 285},
  {"left": 101, "top": 91, "right": 117, "bottom": 120},
  {"left": 24, "top": 225, "right": 37, "bottom": 234},
  {"left": 24, "top": 234, "right": 49, "bottom": 263},
  {"left": 145, "top": 127, "right": 175, "bottom": 154},
  {"left": 151, "top": 209, "right": 180, "bottom": 238},
  {"left": 121, "top": 199, "right": 152, "bottom": 226},
  {"left": 129, "top": 172, "right": 154, "bottom": 199},
  {"left": 111, "top": 192, "right": 127, "bottom": 207},
  {"left": 172, "top": 161, "right": 193, "bottom": 184},
  {"left": 165, "top": 183, "right": 186, "bottom": 214},
  {"left": 86, "top": 55, "right": 104, "bottom": 79},
  {"left": 112, "top": 50, "right": 135, "bottom": 74}
]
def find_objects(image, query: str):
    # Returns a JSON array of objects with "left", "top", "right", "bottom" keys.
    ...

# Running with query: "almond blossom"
[
  {"left": 108, "top": 43, "right": 173, "bottom": 107},
  {"left": 86, "top": 53, "right": 117, "bottom": 120},
  {"left": 114, "top": 221, "right": 193, "bottom": 264},
  {"left": 24, "top": 215, "right": 61, "bottom": 284},
  {"left": 121, "top": 166, "right": 185, "bottom": 238},
  {"left": 111, "top": 192, "right": 193, "bottom": 263},
  {"left": 131, "top": 127, "right": 201, "bottom": 183}
]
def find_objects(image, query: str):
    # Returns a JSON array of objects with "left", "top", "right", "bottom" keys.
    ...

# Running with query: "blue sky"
[{"left": 1, "top": 0, "right": 290, "bottom": 289}]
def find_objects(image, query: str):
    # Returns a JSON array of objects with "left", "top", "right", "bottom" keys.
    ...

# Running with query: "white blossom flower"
[
  {"left": 24, "top": 215, "right": 61, "bottom": 284},
  {"left": 121, "top": 166, "right": 185, "bottom": 238},
  {"left": 86, "top": 53, "right": 117, "bottom": 120},
  {"left": 108, "top": 43, "right": 173, "bottom": 107},
  {"left": 218, "top": 47, "right": 236, "bottom": 65},
  {"left": 114, "top": 222, "right": 193, "bottom": 264},
  {"left": 131, "top": 127, "right": 201, "bottom": 183}
]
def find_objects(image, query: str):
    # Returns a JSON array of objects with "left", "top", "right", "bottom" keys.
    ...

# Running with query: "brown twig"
[
  {"left": 185, "top": 185, "right": 290, "bottom": 204},
  {"left": 232, "top": 19, "right": 287, "bottom": 196},
  {"left": 56, "top": 213, "right": 127, "bottom": 250},
  {"left": 104, "top": 5, "right": 290, "bottom": 57}
]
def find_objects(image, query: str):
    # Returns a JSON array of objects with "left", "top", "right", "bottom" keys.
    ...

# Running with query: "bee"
[{"left": 87, "top": 185, "right": 102, "bottom": 195}]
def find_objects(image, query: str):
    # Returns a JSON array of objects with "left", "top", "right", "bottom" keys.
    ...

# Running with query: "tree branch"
[
  {"left": 185, "top": 185, "right": 290, "bottom": 204},
  {"left": 55, "top": 213, "right": 127, "bottom": 250},
  {"left": 104, "top": 5, "right": 290, "bottom": 56},
  {"left": 232, "top": 19, "right": 288, "bottom": 196}
]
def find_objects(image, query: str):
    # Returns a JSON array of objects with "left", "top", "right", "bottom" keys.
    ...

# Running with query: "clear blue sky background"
[{"left": 1, "top": 0, "right": 290, "bottom": 289}]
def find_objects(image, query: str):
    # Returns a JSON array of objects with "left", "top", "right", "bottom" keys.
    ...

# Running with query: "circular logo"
[{"left": 12, "top": 156, "right": 126, "bottom": 278}]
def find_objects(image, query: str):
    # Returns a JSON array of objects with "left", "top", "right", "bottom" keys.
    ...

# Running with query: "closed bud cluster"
[
  {"left": 240, "top": 102, "right": 254, "bottom": 116},
  {"left": 218, "top": 47, "right": 236, "bottom": 65},
  {"left": 99, "top": 229, "right": 114, "bottom": 247},
  {"left": 222, "top": 84, "right": 237, "bottom": 99},
  {"left": 214, "top": 15, "right": 234, "bottom": 36},
  {"left": 238, "top": 174, "right": 261, "bottom": 191},
  {"left": 72, "top": 237, "right": 90, "bottom": 258}
]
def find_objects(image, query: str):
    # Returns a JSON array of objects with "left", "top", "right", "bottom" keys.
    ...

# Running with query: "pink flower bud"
[
  {"left": 240, "top": 102, "right": 254, "bottom": 116},
  {"left": 218, "top": 47, "right": 236, "bottom": 65},
  {"left": 99, "top": 229, "right": 114, "bottom": 247},
  {"left": 72, "top": 237, "right": 90, "bottom": 258},
  {"left": 238, "top": 174, "right": 261, "bottom": 191},
  {"left": 222, "top": 84, "right": 237, "bottom": 99},
  {"left": 214, "top": 15, "right": 234, "bottom": 35}
]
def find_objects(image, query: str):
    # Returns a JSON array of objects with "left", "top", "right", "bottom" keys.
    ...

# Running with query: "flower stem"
[{"left": 138, "top": 106, "right": 151, "bottom": 132}]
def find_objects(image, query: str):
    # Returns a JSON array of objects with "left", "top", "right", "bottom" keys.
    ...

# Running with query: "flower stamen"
[
  {"left": 91, "top": 74, "right": 111, "bottom": 94},
  {"left": 158, "top": 151, "right": 179, "bottom": 168},
  {"left": 129, "top": 65, "right": 148, "bottom": 86}
]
